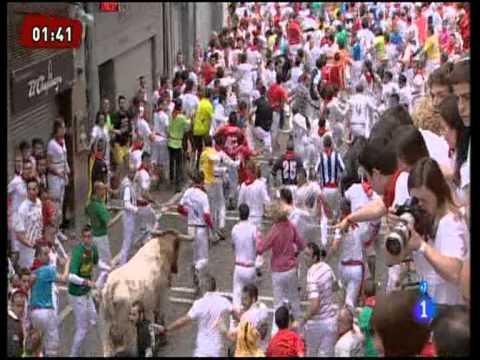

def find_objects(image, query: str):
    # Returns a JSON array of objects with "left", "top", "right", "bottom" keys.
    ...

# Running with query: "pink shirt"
[{"left": 257, "top": 220, "right": 306, "bottom": 273}]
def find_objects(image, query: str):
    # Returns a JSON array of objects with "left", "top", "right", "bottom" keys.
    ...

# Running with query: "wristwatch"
[{"left": 418, "top": 241, "right": 427, "bottom": 255}]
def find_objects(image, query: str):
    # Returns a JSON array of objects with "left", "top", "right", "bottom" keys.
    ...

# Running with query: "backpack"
[{"left": 310, "top": 68, "right": 320, "bottom": 100}]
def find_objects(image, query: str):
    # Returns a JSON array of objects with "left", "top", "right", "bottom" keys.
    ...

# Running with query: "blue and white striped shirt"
[{"left": 317, "top": 151, "right": 345, "bottom": 188}]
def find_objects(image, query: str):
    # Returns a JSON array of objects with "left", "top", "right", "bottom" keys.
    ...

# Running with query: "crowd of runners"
[{"left": 8, "top": 2, "right": 470, "bottom": 357}]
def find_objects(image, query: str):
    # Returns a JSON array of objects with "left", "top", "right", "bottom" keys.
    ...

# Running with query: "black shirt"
[
  {"left": 112, "top": 110, "right": 132, "bottom": 146},
  {"left": 271, "top": 152, "right": 304, "bottom": 185},
  {"left": 91, "top": 156, "right": 108, "bottom": 190},
  {"left": 254, "top": 96, "right": 273, "bottom": 132}
]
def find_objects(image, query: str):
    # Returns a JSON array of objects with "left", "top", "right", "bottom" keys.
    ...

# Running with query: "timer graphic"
[{"left": 20, "top": 14, "right": 82, "bottom": 49}]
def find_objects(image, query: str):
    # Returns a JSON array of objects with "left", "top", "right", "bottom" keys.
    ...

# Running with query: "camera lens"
[{"left": 386, "top": 234, "right": 403, "bottom": 256}]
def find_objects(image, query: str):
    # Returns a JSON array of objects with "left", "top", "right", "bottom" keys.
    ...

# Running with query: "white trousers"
[
  {"left": 188, "top": 226, "right": 209, "bottom": 275},
  {"left": 320, "top": 216, "right": 329, "bottom": 248},
  {"left": 249, "top": 216, "right": 264, "bottom": 269},
  {"left": 206, "top": 182, "right": 226, "bottom": 231},
  {"left": 119, "top": 212, "right": 137, "bottom": 266},
  {"left": 232, "top": 265, "right": 256, "bottom": 308},
  {"left": 69, "top": 294, "right": 97, "bottom": 357},
  {"left": 30, "top": 308, "right": 60, "bottom": 356},
  {"left": 225, "top": 167, "right": 238, "bottom": 203},
  {"left": 253, "top": 126, "right": 272, "bottom": 154},
  {"left": 93, "top": 235, "right": 111, "bottom": 289},
  {"left": 305, "top": 317, "right": 338, "bottom": 357},
  {"left": 339, "top": 263, "right": 363, "bottom": 309},
  {"left": 151, "top": 141, "right": 169, "bottom": 168},
  {"left": 271, "top": 268, "right": 301, "bottom": 336},
  {"left": 323, "top": 187, "right": 341, "bottom": 221},
  {"left": 136, "top": 205, "right": 156, "bottom": 238},
  {"left": 47, "top": 174, "right": 66, "bottom": 222}
]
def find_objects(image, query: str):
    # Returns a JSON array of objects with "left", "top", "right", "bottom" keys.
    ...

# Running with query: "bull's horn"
[{"left": 177, "top": 233, "right": 194, "bottom": 242}]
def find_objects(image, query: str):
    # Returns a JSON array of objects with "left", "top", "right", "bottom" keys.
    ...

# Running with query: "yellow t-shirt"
[
  {"left": 199, "top": 146, "right": 217, "bottom": 185},
  {"left": 424, "top": 35, "right": 440, "bottom": 62},
  {"left": 373, "top": 35, "right": 386, "bottom": 61},
  {"left": 193, "top": 98, "right": 214, "bottom": 136},
  {"left": 268, "top": 34, "right": 276, "bottom": 51}
]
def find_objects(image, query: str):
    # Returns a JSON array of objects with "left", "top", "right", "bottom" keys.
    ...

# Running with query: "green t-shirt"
[
  {"left": 336, "top": 29, "right": 349, "bottom": 48},
  {"left": 68, "top": 243, "right": 99, "bottom": 296},
  {"left": 168, "top": 114, "right": 190, "bottom": 149},
  {"left": 358, "top": 306, "right": 379, "bottom": 357},
  {"left": 85, "top": 197, "right": 111, "bottom": 236}
]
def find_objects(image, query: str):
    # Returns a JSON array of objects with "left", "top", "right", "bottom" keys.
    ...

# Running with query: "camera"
[{"left": 385, "top": 197, "right": 431, "bottom": 257}]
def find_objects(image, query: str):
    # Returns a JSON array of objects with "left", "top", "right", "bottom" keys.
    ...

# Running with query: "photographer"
[{"left": 397, "top": 157, "right": 468, "bottom": 308}]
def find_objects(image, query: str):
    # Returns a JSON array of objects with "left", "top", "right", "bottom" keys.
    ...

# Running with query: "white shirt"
[
  {"left": 135, "top": 168, "right": 151, "bottom": 201},
  {"left": 231, "top": 221, "right": 258, "bottom": 265},
  {"left": 420, "top": 129, "right": 450, "bottom": 170},
  {"left": 345, "top": 183, "right": 380, "bottom": 213},
  {"left": 236, "top": 63, "right": 255, "bottom": 95},
  {"left": 262, "top": 68, "right": 277, "bottom": 89},
  {"left": 238, "top": 179, "right": 270, "bottom": 219},
  {"left": 413, "top": 212, "right": 469, "bottom": 305},
  {"left": 306, "top": 262, "right": 337, "bottom": 321},
  {"left": 393, "top": 171, "right": 410, "bottom": 207},
  {"left": 47, "top": 138, "right": 70, "bottom": 175},
  {"left": 8, "top": 175, "right": 27, "bottom": 221},
  {"left": 398, "top": 85, "right": 412, "bottom": 109},
  {"left": 309, "top": 46, "right": 323, "bottom": 69},
  {"left": 348, "top": 93, "right": 376, "bottom": 129},
  {"left": 247, "top": 48, "right": 261, "bottom": 67},
  {"left": 153, "top": 111, "right": 169, "bottom": 143},
  {"left": 358, "top": 28, "right": 375, "bottom": 52},
  {"left": 180, "top": 187, "right": 210, "bottom": 226},
  {"left": 460, "top": 141, "right": 470, "bottom": 189},
  {"left": 136, "top": 118, "right": 153, "bottom": 150},
  {"left": 130, "top": 150, "right": 142, "bottom": 170},
  {"left": 181, "top": 93, "right": 200, "bottom": 119},
  {"left": 90, "top": 125, "right": 109, "bottom": 149},
  {"left": 188, "top": 292, "right": 233, "bottom": 357},
  {"left": 334, "top": 328, "right": 365, "bottom": 357},
  {"left": 295, "top": 181, "right": 322, "bottom": 217},
  {"left": 339, "top": 228, "right": 363, "bottom": 262},
  {"left": 14, "top": 198, "right": 43, "bottom": 243},
  {"left": 121, "top": 177, "right": 137, "bottom": 213},
  {"left": 381, "top": 82, "right": 400, "bottom": 104}
]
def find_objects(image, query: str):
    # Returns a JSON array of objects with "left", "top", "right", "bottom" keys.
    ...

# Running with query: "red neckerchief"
[
  {"left": 55, "top": 137, "right": 65, "bottom": 147},
  {"left": 323, "top": 148, "right": 333, "bottom": 157},
  {"left": 131, "top": 140, "right": 144, "bottom": 151},
  {"left": 364, "top": 296, "right": 376, "bottom": 307},
  {"left": 365, "top": 72, "right": 373, "bottom": 85},
  {"left": 284, "top": 150, "right": 295, "bottom": 161},
  {"left": 31, "top": 259, "right": 47, "bottom": 272},
  {"left": 193, "top": 184, "right": 206, "bottom": 193},
  {"left": 138, "top": 164, "right": 150, "bottom": 175},
  {"left": 244, "top": 176, "right": 255, "bottom": 186},
  {"left": 249, "top": 45, "right": 258, "bottom": 52},
  {"left": 362, "top": 179, "right": 373, "bottom": 199},
  {"left": 383, "top": 169, "right": 402, "bottom": 209},
  {"left": 318, "top": 127, "right": 328, "bottom": 137},
  {"left": 95, "top": 151, "right": 104, "bottom": 161}
]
